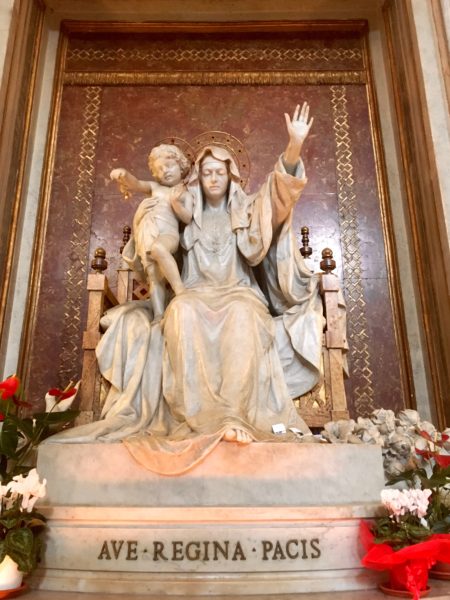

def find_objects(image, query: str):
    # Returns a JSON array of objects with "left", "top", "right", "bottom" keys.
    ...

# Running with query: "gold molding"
[
  {"left": 0, "top": 0, "right": 45, "bottom": 369},
  {"left": 63, "top": 71, "right": 366, "bottom": 86},
  {"left": 61, "top": 19, "right": 369, "bottom": 35},
  {"left": 361, "top": 32, "right": 415, "bottom": 410}
]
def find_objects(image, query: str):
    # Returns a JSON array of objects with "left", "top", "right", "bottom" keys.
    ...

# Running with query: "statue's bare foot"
[{"left": 223, "top": 428, "right": 253, "bottom": 444}]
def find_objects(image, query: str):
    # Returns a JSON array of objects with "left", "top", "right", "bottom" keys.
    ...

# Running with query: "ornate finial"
[
  {"left": 300, "top": 226, "right": 312, "bottom": 259},
  {"left": 91, "top": 247, "right": 108, "bottom": 273},
  {"left": 120, "top": 225, "right": 131, "bottom": 255},
  {"left": 320, "top": 248, "right": 336, "bottom": 273}
]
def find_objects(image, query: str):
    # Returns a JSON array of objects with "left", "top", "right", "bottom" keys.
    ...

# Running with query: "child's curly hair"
[{"left": 148, "top": 144, "right": 191, "bottom": 179}]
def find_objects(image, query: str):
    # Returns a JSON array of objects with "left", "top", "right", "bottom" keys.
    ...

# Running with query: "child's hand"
[
  {"left": 110, "top": 168, "right": 132, "bottom": 199},
  {"left": 110, "top": 168, "right": 128, "bottom": 181}
]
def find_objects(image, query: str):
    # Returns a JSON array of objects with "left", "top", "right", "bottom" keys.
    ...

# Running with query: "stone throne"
[{"left": 77, "top": 225, "right": 350, "bottom": 429}]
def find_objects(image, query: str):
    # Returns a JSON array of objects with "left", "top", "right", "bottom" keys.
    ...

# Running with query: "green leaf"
[
  {"left": 5, "top": 528, "right": 35, "bottom": 573},
  {"left": 423, "top": 474, "right": 450, "bottom": 488},
  {"left": 6, "top": 414, "right": 34, "bottom": 439},
  {"left": 0, "top": 418, "right": 19, "bottom": 458},
  {"left": 0, "top": 540, "right": 6, "bottom": 564},
  {"left": 387, "top": 468, "right": 427, "bottom": 486},
  {"left": 431, "top": 520, "right": 450, "bottom": 533},
  {"left": 34, "top": 410, "right": 79, "bottom": 425},
  {"left": 0, "top": 515, "right": 21, "bottom": 529}
]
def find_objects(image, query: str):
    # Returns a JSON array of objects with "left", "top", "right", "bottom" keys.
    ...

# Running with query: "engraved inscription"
[{"left": 97, "top": 538, "right": 321, "bottom": 562}]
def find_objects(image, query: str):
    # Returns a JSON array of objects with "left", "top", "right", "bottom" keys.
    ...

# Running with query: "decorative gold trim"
[
  {"left": 331, "top": 84, "right": 375, "bottom": 416},
  {"left": 361, "top": 32, "right": 415, "bottom": 409},
  {"left": 58, "top": 86, "right": 102, "bottom": 385},
  {"left": 63, "top": 71, "right": 366, "bottom": 86},
  {"left": 0, "top": 0, "right": 45, "bottom": 366},
  {"left": 66, "top": 46, "right": 363, "bottom": 65},
  {"left": 19, "top": 32, "right": 68, "bottom": 391}
]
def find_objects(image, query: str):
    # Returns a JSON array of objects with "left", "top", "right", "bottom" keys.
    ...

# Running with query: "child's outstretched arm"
[{"left": 110, "top": 168, "right": 152, "bottom": 197}]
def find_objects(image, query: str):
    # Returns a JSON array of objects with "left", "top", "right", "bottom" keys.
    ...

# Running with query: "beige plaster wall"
[
  {"left": 2, "top": 11, "right": 60, "bottom": 378},
  {"left": 0, "top": 0, "right": 441, "bottom": 423},
  {"left": 0, "top": 0, "right": 13, "bottom": 83},
  {"left": 411, "top": 0, "right": 450, "bottom": 293}
]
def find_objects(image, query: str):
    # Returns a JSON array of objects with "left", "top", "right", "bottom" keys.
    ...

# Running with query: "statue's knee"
[{"left": 149, "top": 241, "right": 163, "bottom": 260}]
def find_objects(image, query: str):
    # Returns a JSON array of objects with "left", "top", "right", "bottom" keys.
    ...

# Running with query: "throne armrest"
[
  {"left": 319, "top": 248, "right": 349, "bottom": 422},
  {"left": 77, "top": 249, "right": 118, "bottom": 425}
]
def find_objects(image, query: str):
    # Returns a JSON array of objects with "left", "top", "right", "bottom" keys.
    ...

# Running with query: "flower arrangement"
[
  {"left": 0, "top": 469, "right": 47, "bottom": 574},
  {"left": 0, "top": 375, "right": 79, "bottom": 482},
  {"left": 0, "top": 375, "right": 79, "bottom": 582},
  {"left": 360, "top": 426, "right": 450, "bottom": 598}
]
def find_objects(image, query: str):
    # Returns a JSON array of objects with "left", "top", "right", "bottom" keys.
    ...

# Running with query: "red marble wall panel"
[{"left": 30, "top": 86, "right": 90, "bottom": 403}]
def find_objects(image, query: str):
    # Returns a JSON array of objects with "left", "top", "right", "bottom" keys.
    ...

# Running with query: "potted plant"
[
  {"left": 361, "top": 429, "right": 450, "bottom": 598},
  {"left": 0, "top": 375, "right": 78, "bottom": 592}
]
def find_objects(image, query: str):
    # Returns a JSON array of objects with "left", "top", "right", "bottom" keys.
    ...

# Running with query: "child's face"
[{"left": 151, "top": 156, "right": 183, "bottom": 187}]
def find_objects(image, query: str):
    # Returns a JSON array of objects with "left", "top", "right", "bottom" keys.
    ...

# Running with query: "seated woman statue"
[{"left": 50, "top": 103, "right": 326, "bottom": 474}]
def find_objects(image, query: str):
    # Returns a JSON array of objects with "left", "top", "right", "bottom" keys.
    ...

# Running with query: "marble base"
[
  {"left": 33, "top": 442, "right": 385, "bottom": 595},
  {"left": 37, "top": 441, "right": 385, "bottom": 506}
]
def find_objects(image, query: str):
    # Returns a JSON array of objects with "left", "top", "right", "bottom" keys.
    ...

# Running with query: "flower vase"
[
  {"left": 379, "top": 562, "right": 431, "bottom": 598},
  {"left": 0, "top": 556, "right": 23, "bottom": 591}
]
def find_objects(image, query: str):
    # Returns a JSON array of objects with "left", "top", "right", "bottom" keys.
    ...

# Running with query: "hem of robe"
[{"left": 123, "top": 420, "right": 306, "bottom": 476}]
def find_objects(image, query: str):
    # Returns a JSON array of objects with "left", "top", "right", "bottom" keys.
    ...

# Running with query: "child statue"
[{"left": 110, "top": 144, "right": 194, "bottom": 319}]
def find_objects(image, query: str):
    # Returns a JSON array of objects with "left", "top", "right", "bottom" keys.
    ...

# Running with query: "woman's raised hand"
[{"left": 283, "top": 102, "right": 313, "bottom": 168}]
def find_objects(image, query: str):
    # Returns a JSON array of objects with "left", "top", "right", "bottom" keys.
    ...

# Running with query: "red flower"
[
  {"left": 415, "top": 448, "right": 434, "bottom": 460},
  {"left": 0, "top": 375, "right": 20, "bottom": 400},
  {"left": 0, "top": 412, "right": 4, "bottom": 421},
  {"left": 435, "top": 454, "right": 450, "bottom": 468},
  {"left": 47, "top": 387, "right": 77, "bottom": 401},
  {"left": 418, "top": 430, "right": 433, "bottom": 442}
]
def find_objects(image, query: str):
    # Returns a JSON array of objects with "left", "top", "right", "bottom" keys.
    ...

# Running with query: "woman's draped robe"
[{"left": 49, "top": 152, "right": 327, "bottom": 475}]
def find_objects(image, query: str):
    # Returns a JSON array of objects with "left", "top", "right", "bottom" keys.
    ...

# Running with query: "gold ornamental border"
[
  {"left": 66, "top": 46, "right": 363, "bottom": 65},
  {"left": 63, "top": 71, "right": 366, "bottom": 86}
]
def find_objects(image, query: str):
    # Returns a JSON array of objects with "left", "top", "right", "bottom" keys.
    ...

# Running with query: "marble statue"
[
  {"left": 50, "top": 103, "right": 327, "bottom": 474},
  {"left": 110, "top": 144, "right": 194, "bottom": 320}
]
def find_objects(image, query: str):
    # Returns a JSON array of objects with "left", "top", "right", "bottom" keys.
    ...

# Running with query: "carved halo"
[{"left": 191, "top": 131, "right": 251, "bottom": 189}]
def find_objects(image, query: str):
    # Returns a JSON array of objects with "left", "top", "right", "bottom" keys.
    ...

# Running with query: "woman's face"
[{"left": 199, "top": 157, "right": 229, "bottom": 204}]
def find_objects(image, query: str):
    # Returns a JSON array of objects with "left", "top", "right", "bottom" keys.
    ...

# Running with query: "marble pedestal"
[{"left": 32, "top": 442, "right": 385, "bottom": 595}]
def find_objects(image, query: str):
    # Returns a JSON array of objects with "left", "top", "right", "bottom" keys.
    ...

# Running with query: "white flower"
[
  {"left": 371, "top": 409, "right": 396, "bottom": 435},
  {"left": 45, "top": 380, "right": 80, "bottom": 412},
  {"left": 7, "top": 468, "right": 46, "bottom": 512},
  {"left": 355, "top": 417, "right": 383, "bottom": 445},
  {"left": 322, "top": 419, "right": 356, "bottom": 443},
  {"left": 381, "top": 488, "right": 432, "bottom": 521},
  {"left": 397, "top": 410, "right": 421, "bottom": 429}
]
